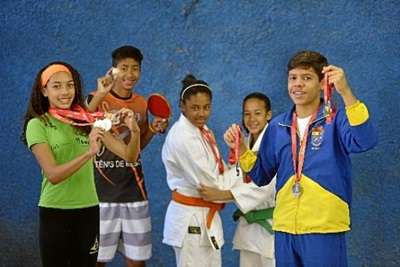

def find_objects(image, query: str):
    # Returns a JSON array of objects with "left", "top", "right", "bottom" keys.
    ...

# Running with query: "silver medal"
[
  {"left": 93, "top": 118, "right": 112, "bottom": 131},
  {"left": 292, "top": 182, "right": 302, "bottom": 198}
]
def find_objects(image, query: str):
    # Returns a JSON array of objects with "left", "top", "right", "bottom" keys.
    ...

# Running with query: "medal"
[
  {"left": 93, "top": 118, "right": 112, "bottom": 131},
  {"left": 109, "top": 112, "right": 121, "bottom": 125},
  {"left": 291, "top": 108, "right": 319, "bottom": 198},
  {"left": 227, "top": 125, "right": 241, "bottom": 177},
  {"left": 323, "top": 73, "right": 336, "bottom": 124},
  {"left": 111, "top": 67, "right": 119, "bottom": 78},
  {"left": 49, "top": 105, "right": 124, "bottom": 132},
  {"left": 292, "top": 182, "right": 302, "bottom": 198}
]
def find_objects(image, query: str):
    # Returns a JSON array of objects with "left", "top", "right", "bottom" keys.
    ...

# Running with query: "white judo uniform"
[
  {"left": 230, "top": 124, "right": 276, "bottom": 267},
  {"left": 162, "top": 114, "right": 240, "bottom": 267}
]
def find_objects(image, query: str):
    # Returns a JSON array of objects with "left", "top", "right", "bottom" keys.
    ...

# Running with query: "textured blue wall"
[{"left": 1, "top": 1, "right": 399, "bottom": 266}]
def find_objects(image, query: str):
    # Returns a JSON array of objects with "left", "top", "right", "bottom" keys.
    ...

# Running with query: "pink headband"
[{"left": 41, "top": 64, "right": 71, "bottom": 87}]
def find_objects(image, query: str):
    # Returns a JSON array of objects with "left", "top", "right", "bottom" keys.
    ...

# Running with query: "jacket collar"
[{"left": 278, "top": 99, "right": 328, "bottom": 127}]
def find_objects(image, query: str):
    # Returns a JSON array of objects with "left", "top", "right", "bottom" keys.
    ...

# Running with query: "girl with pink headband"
[{"left": 21, "top": 61, "right": 141, "bottom": 267}]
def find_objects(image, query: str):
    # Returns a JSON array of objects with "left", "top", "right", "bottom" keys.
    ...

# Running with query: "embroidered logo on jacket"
[{"left": 311, "top": 126, "right": 324, "bottom": 150}]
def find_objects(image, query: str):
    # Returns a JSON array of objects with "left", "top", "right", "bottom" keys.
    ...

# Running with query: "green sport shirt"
[{"left": 26, "top": 115, "right": 98, "bottom": 209}]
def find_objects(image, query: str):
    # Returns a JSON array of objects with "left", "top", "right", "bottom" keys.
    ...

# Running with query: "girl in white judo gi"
[
  {"left": 199, "top": 92, "right": 276, "bottom": 267},
  {"left": 161, "top": 74, "right": 241, "bottom": 267}
]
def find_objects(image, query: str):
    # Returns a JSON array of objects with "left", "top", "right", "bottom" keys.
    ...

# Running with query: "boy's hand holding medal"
[{"left": 119, "top": 108, "right": 140, "bottom": 133}]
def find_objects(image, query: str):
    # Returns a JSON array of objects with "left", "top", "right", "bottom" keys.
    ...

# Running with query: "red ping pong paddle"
[{"left": 147, "top": 94, "right": 171, "bottom": 133}]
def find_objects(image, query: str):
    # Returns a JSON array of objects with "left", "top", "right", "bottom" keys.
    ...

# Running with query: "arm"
[
  {"left": 224, "top": 124, "right": 257, "bottom": 172},
  {"left": 247, "top": 126, "right": 277, "bottom": 186},
  {"left": 198, "top": 177, "right": 276, "bottom": 213},
  {"left": 140, "top": 117, "right": 169, "bottom": 149},
  {"left": 224, "top": 122, "right": 277, "bottom": 186},
  {"left": 231, "top": 177, "right": 276, "bottom": 213},
  {"left": 102, "top": 108, "right": 140, "bottom": 162},
  {"left": 31, "top": 128, "right": 103, "bottom": 184},
  {"left": 322, "top": 65, "right": 357, "bottom": 107},
  {"left": 164, "top": 129, "right": 239, "bottom": 189},
  {"left": 323, "top": 65, "right": 378, "bottom": 152},
  {"left": 198, "top": 184, "right": 234, "bottom": 202},
  {"left": 86, "top": 72, "right": 114, "bottom": 112},
  {"left": 140, "top": 122, "right": 155, "bottom": 149},
  {"left": 224, "top": 123, "right": 248, "bottom": 156},
  {"left": 336, "top": 103, "right": 378, "bottom": 153}
]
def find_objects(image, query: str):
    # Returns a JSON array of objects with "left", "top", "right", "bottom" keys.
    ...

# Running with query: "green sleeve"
[{"left": 26, "top": 118, "right": 47, "bottom": 149}]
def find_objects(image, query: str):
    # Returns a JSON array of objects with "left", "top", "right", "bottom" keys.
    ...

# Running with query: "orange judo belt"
[{"left": 172, "top": 191, "right": 224, "bottom": 229}]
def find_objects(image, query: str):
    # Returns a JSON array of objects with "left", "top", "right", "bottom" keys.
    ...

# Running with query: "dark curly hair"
[{"left": 21, "top": 61, "right": 90, "bottom": 145}]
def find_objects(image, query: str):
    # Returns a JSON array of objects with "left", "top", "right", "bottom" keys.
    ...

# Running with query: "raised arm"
[
  {"left": 86, "top": 70, "right": 114, "bottom": 112},
  {"left": 224, "top": 124, "right": 258, "bottom": 172},
  {"left": 322, "top": 65, "right": 357, "bottom": 107},
  {"left": 323, "top": 65, "right": 377, "bottom": 152}
]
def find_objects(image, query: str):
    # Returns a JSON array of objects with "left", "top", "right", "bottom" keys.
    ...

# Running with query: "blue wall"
[{"left": 1, "top": 1, "right": 399, "bottom": 266}]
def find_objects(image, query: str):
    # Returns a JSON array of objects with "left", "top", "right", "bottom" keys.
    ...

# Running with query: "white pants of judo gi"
[
  {"left": 240, "top": 249, "right": 275, "bottom": 267},
  {"left": 173, "top": 216, "right": 221, "bottom": 267}
]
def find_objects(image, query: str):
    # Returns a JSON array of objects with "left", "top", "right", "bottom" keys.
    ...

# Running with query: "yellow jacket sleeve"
[
  {"left": 345, "top": 101, "right": 369, "bottom": 126},
  {"left": 239, "top": 149, "right": 257, "bottom": 173}
]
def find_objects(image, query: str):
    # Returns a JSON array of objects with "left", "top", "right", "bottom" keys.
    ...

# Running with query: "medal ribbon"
[
  {"left": 324, "top": 73, "right": 336, "bottom": 124},
  {"left": 200, "top": 127, "right": 225, "bottom": 175},
  {"left": 227, "top": 125, "right": 241, "bottom": 177},
  {"left": 228, "top": 125, "right": 240, "bottom": 164},
  {"left": 48, "top": 104, "right": 104, "bottom": 126},
  {"left": 291, "top": 109, "right": 318, "bottom": 183}
]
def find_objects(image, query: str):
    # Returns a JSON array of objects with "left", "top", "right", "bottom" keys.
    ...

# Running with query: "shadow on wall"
[{"left": 0, "top": 220, "right": 41, "bottom": 267}]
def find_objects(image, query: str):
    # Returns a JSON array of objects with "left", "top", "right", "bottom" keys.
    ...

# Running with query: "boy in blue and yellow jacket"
[{"left": 224, "top": 50, "right": 377, "bottom": 266}]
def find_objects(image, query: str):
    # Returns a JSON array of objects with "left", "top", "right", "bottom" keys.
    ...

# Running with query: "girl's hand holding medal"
[
  {"left": 93, "top": 117, "right": 112, "bottom": 131},
  {"left": 93, "top": 110, "right": 117, "bottom": 132},
  {"left": 93, "top": 108, "right": 138, "bottom": 133},
  {"left": 224, "top": 123, "right": 249, "bottom": 159},
  {"left": 88, "top": 127, "right": 105, "bottom": 156}
]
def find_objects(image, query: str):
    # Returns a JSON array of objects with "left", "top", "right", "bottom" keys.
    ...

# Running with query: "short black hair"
[
  {"left": 112, "top": 45, "right": 143, "bottom": 67},
  {"left": 287, "top": 50, "right": 328, "bottom": 81}
]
